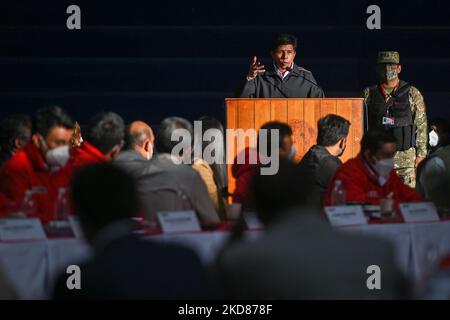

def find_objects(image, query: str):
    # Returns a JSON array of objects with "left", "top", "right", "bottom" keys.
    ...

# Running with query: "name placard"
[
  {"left": 324, "top": 205, "right": 368, "bottom": 227},
  {"left": 0, "top": 218, "right": 46, "bottom": 241},
  {"left": 157, "top": 211, "right": 201, "bottom": 234},
  {"left": 399, "top": 202, "right": 440, "bottom": 223}
]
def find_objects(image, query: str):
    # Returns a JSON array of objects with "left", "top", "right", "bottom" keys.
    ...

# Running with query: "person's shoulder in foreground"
[
  {"left": 217, "top": 207, "right": 410, "bottom": 299},
  {"left": 52, "top": 234, "right": 212, "bottom": 300},
  {"left": 52, "top": 163, "right": 213, "bottom": 300}
]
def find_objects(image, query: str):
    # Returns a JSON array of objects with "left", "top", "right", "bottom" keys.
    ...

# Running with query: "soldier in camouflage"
[{"left": 362, "top": 51, "right": 428, "bottom": 188}]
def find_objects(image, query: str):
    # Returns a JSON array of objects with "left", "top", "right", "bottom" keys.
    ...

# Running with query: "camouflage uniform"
[{"left": 362, "top": 52, "right": 428, "bottom": 188}]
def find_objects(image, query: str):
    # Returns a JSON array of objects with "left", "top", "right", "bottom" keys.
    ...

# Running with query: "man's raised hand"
[{"left": 247, "top": 56, "right": 265, "bottom": 81}]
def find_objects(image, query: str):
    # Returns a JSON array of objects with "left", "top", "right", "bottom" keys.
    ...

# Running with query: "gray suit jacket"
[
  {"left": 114, "top": 150, "right": 219, "bottom": 223},
  {"left": 217, "top": 208, "right": 409, "bottom": 299}
]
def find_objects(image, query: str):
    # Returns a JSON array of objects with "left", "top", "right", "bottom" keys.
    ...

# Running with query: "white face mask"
[
  {"left": 46, "top": 145, "right": 70, "bottom": 168},
  {"left": 373, "top": 158, "right": 395, "bottom": 178},
  {"left": 287, "top": 145, "right": 297, "bottom": 161},
  {"left": 429, "top": 130, "right": 439, "bottom": 147},
  {"left": 40, "top": 136, "right": 70, "bottom": 168}
]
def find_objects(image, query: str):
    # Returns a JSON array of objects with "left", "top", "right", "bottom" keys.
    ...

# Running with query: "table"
[{"left": 0, "top": 222, "right": 449, "bottom": 299}]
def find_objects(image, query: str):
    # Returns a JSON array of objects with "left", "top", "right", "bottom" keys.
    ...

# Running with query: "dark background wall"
[{"left": 0, "top": 0, "right": 449, "bottom": 125}]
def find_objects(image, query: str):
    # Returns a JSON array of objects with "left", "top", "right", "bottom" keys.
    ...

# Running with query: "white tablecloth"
[{"left": 0, "top": 222, "right": 449, "bottom": 299}]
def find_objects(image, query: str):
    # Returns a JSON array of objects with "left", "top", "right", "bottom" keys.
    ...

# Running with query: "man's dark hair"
[
  {"left": 0, "top": 114, "right": 32, "bottom": 151},
  {"left": 86, "top": 112, "right": 125, "bottom": 154},
  {"left": 156, "top": 117, "right": 193, "bottom": 154},
  {"left": 124, "top": 125, "right": 152, "bottom": 150},
  {"left": 34, "top": 106, "right": 74, "bottom": 138},
  {"left": 258, "top": 121, "right": 293, "bottom": 156},
  {"left": 271, "top": 34, "right": 298, "bottom": 53},
  {"left": 71, "top": 164, "right": 139, "bottom": 237},
  {"left": 361, "top": 129, "right": 397, "bottom": 154},
  {"left": 195, "top": 116, "right": 228, "bottom": 192},
  {"left": 253, "top": 159, "right": 312, "bottom": 226},
  {"left": 317, "top": 114, "right": 351, "bottom": 147}
]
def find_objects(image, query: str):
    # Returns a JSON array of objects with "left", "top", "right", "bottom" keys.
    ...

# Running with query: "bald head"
[{"left": 126, "top": 121, "right": 154, "bottom": 160}]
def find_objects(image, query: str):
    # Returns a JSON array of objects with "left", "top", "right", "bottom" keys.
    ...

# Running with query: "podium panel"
[{"left": 225, "top": 98, "right": 364, "bottom": 195}]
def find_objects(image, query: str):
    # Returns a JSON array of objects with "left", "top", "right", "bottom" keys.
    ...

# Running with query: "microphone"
[{"left": 285, "top": 65, "right": 325, "bottom": 96}]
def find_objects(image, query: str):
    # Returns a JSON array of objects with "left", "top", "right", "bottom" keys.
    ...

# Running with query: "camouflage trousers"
[{"left": 394, "top": 147, "right": 416, "bottom": 188}]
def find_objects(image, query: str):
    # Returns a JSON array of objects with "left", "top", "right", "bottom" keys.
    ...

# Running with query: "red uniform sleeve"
[
  {"left": 0, "top": 163, "right": 29, "bottom": 205},
  {"left": 393, "top": 173, "right": 424, "bottom": 203},
  {"left": 324, "top": 165, "right": 369, "bottom": 206}
]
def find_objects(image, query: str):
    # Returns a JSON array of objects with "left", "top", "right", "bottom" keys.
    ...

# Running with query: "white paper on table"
[
  {"left": 324, "top": 205, "right": 368, "bottom": 227},
  {"left": 0, "top": 218, "right": 46, "bottom": 241},
  {"left": 157, "top": 211, "right": 201, "bottom": 234}
]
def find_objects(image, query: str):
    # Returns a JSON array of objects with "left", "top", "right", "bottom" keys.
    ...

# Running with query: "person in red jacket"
[
  {"left": 65, "top": 112, "right": 125, "bottom": 175},
  {"left": 232, "top": 121, "right": 296, "bottom": 209},
  {"left": 325, "top": 129, "right": 423, "bottom": 207},
  {"left": 231, "top": 147, "right": 260, "bottom": 207},
  {"left": 0, "top": 106, "right": 74, "bottom": 223}
]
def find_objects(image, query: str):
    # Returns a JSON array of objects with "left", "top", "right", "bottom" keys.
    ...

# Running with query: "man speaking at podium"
[{"left": 236, "top": 34, "right": 325, "bottom": 98}]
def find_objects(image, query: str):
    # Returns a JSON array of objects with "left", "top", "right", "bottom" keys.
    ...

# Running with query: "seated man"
[
  {"left": 216, "top": 160, "right": 410, "bottom": 299},
  {"left": 0, "top": 114, "right": 32, "bottom": 167},
  {"left": 114, "top": 120, "right": 155, "bottom": 167},
  {"left": 67, "top": 112, "right": 125, "bottom": 169},
  {"left": 52, "top": 164, "right": 211, "bottom": 299},
  {"left": 324, "top": 129, "right": 423, "bottom": 206},
  {"left": 232, "top": 121, "right": 295, "bottom": 208},
  {"left": 298, "top": 114, "right": 350, "bottom": 207},
  {"left": 114, "top": 117, "right": 219, "bottom": 223},
  {"left": 0, "top": 106, "right": 74, "bottom": 223}
]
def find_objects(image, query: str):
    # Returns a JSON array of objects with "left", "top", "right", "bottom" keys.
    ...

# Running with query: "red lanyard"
[{"left": 380, "top": 84, "right": 398, "bottom": 102}]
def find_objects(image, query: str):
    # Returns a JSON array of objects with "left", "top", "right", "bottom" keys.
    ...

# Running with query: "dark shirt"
[
  {"left": 236, "top": 63, "right": 325, "bottom": 98},
  {"left": 298, "top": 145, "right": 342, "bottom": 207},
  {"left": 52, "top": 228, "right": 212, "bottom": 299}
]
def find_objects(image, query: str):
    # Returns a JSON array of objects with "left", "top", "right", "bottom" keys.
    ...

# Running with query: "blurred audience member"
[
  {"left": 0, "top": 106, "right": 74, "bottom": 223},
  {"left": 155, "top": 116, "right": 193, "bottom": 164},
  {"left": 416, "top": 136, "right": 450, "bottom": 213},
  {"left": 192, "top": 116, "right": 228, "bottom": 219},
  {"left": 113, "top": 119, "right": 154, "bottom": 178},
  {"left": 115, "top": 117, "right": 219, "bottom": 222},
  {"left": 0, "top": 264, "right": 16, "bottom": 300},
  {"left": 232, "top": 121, "right": 294, "bottom": 208},
  {"left": 428, "top": 117, "right": 450, "bottom": 154},
  {"left": 216, "top": 160, "right": 410, "bottom": 299},
  {"left": 298, "top": 114, "right": 350, "bottom": 207},
  {"left": 258, "top": 121, "right": 296, "bottom": 161},
  {"left": 52, "top": 164, "right": 211, "bottom": 299},
  {"left": 324, "top": 129, "right": 423, "bottom": 206},
  {"left": 0, "top": 114, "right": 32, "bottom": 167},
  {"left": 113, "top": 120, "right": 155, "bottom": 175},
  {"left": 124, "top": 121, "right": 154, "bottom": 160},
  {"left": 67, "top": 112, "right": 125, "bottom": 170}
]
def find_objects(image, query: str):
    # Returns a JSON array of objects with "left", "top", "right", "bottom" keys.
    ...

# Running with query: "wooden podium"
[{"left": 225, "top": 98, "right": 365, "bottom": 194}]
